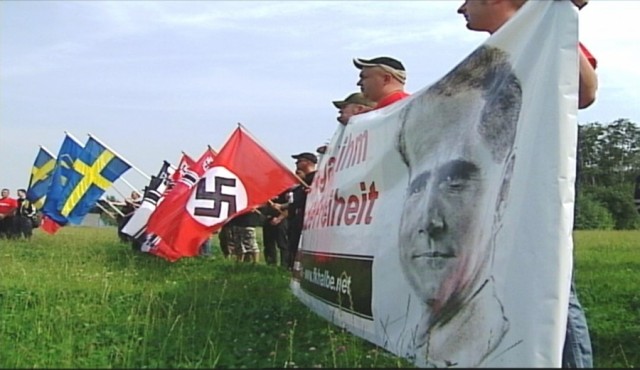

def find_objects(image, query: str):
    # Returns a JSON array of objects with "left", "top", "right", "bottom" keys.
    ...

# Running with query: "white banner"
[{"left": 291, "top": 1, "right": 579, "bottom": 367}]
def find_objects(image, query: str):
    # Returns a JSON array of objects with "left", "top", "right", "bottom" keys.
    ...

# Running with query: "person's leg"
[
  {"left": 20, "top": 216, "right": 33, "bottom": 239},
  {"left": 199, "top": 238, "right": 212, "bottom": 257},
  {"left": 218, "top": 225, "right": 231, "bottom": 258},
  {"left": 262, "top": 223, "right": 277, "bottom": 265},
  {"left": 562, "top": 279, "right": 593, "bottom": 368},
  {"left": 243, "top": 227, "right": 259, "bottom": 264},
  {"left": 276, "top": 220, "right": 289, "bottom": 267},
  {"left": 287, "top": 222, "right": 302, "bottom": 270}
]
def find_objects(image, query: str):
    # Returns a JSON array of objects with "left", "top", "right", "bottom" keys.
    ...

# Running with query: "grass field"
[{"left": 1, "top": 227, "right": 638, "bottom": 368}]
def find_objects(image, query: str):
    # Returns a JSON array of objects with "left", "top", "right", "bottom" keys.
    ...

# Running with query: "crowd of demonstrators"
[{"left": 0, "top": 188, "right": 38, "bottom": 240}]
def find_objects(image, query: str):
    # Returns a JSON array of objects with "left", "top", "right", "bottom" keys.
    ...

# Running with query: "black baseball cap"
[
  {"left": 292, "top": 152, "right": 318, "bottom": 164},
  {"left": 353, "top": 56, "right": 405, "bottom": 72}
]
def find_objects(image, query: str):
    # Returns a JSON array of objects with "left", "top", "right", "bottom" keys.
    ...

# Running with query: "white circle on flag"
[{"left": 186, "top": 166, "right": 247, "bottom": 227}]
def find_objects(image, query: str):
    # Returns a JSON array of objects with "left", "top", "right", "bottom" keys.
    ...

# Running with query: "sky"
[{"left": 2, "top": 0, "right": 639, "bottom": 200}]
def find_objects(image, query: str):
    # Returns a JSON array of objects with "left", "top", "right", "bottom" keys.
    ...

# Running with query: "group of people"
[
  {"left": 104, "top": 0, "right": 598, "bottom": 367},
  {"left": 0, "top": 188, "right": 39, "bottom": 240}
]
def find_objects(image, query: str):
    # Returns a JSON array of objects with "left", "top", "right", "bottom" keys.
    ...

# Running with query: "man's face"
[
  {"left": 398, "top": 91, "right": 505, "bottom": 307},
  {"left": 18, "top": 190, "right": 26, "bottom": 199},
  {"left": 1, "top": 189, "right": 9, "bottom": 198},
  {"left": 457, "top": 0, "right": 493, "bottom": 33},
  {"left": 357, "top": 67, "right": 387, "bottom": 102},
  {"left": 337, "top": 103, "right": 364, "bottom": 125},
  {"left": 295, "top": 158, "right": 312, "bottom": 173}
]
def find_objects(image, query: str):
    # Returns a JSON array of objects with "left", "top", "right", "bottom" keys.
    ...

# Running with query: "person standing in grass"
[
  {"left": 456, "top": 0, "right": 597, "bottom": 367},
  {"left": 16, "top": 189, "right": 36, "bottom": 240},
  {"left": 0, "top": 188, "right": 18, "bottom": 239}
]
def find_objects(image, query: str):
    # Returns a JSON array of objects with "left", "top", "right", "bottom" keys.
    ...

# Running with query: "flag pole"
[
  {"left": 39, "top": 145, "right": 57, "bottom": 159},
  {"left": 87, "top": 133, "right": 150, "bottom": 180},
  {"left": 98, "top": 198, "right": 124, "bottom": 217},
  {"left": 64, "top": 131, "right": 85, "bottom": 147},
  {"left": 117, "top": 176, "right": 143, "bottom": 196}
]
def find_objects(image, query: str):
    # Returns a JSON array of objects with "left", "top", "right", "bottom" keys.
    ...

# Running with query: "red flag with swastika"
[
  {"left": 142, "top": 148, "right": 216, "bottom": 260},
  {"left": 148, "top": 125, "right": 300, "bottom": 261}
]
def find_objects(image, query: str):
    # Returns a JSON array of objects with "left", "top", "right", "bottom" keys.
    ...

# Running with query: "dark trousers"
[
  {"left": 218, "top": 224, "right": 234, "bottom": 258},
  {"left": 263, "top": 219, "right": 288, "bottom": 266},
  {"left": 287, "top": 218, "right": 303, "bottom": 269},
  {"left": 0, "top": 216, "right": 18, "bottom": 239},
  {"left": 16, "top": 216, "right": 34, "bottom": 239}
]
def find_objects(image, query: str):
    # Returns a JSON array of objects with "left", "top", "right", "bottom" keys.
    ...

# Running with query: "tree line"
[{"left": 576, "top": 118, "right": 640, "bottom": 229}]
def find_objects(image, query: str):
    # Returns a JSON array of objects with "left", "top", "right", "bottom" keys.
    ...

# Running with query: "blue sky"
[{"left": 1, "top": 1, "right": 638, "bottom": 200}]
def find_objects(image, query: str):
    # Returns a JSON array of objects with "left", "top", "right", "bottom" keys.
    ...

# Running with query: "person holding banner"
[
  {"left": 317, "top": 92, "right": 376, "bottom": 155},
  {"left": 353, "top": 56, "right": 410, "bottom": 109},
  {"left": 456, "top": 0, "right": 597, "bottom": 367},
  {"left": 396, "top": 44, "right": 522, "bottom": 367}
]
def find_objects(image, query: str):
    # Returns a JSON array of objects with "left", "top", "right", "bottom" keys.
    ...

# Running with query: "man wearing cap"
[
  {"left": 282, "top": 152, "right": 318, "bottom": 269},
  {"left": 317, "top": 92, "right": 376, "bottom": 155},
  {"left": 333, "top": 92, "right": 376, "bottom": 125},
  {"left": 354, "top": 56, "right": 410, "bottom": 109}
]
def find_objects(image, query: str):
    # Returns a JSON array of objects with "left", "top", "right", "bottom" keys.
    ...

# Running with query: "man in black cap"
[
  {"left": 354, "top": 56, "right": 410, "bottom": 109},
  {"left": 277, "top": 152, "right": 317, "bottom": 269},
  {"left": 317, "top": 92, "right": 376, "bottom": 155}
]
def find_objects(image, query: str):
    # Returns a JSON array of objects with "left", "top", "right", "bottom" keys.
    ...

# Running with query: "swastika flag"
[{"left": 147, "top": 125, "right": 300, "bottom": 262}]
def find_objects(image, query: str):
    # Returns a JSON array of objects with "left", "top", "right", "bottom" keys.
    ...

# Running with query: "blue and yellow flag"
[
  {"left": 41, "top": 134, "right": 85, "bottom": 227},
  {"left": 59, "top": 136, "right": 132, "bottom": 225},
  {"left": 26, "top": 146, "right": 57, "bottom": 209}
]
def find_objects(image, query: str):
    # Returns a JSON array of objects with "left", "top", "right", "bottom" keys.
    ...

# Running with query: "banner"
[
  {"left": 121, "top": 160, "right": 174, "bottom": 240},
  {"left": 26, "top": 146, "right": 56, "bottom": 209},
  {"left": 291, "top": 1, "right": 578, "bottom": 367}
]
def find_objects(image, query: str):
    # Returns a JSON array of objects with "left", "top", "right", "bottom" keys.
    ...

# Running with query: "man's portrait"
[{"left": 396, "top": 45, "right": 523, "bottom": 367}]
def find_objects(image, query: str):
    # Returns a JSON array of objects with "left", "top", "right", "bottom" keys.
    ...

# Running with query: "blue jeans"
[
  {"left": 562, "top": 280, "right": 593, "bottom": 368},
  {"left": 199, "top": 238, "right": 212, "bottom": 257}
]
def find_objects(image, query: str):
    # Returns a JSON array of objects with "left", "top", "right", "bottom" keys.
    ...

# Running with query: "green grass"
[
  {"left": 1, "top": 227, "right": 638, "bottom": 368},
  {"left": 0, "top": 227, "right": 412, "bottom": 368},
  {"left": 574, "top": 231, "right": 640, "bottom": 368}
]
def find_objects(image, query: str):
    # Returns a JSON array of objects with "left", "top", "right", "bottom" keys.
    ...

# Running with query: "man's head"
[
  {"left": 291, "top": 152, "right": 318, "bottom": 174},
  {"left": 396, "top": 45, "right": 522, "bottom": 313},
  {"left": 457, "top": 0, "right": 526, "bottom": 34},
  {"left": 333, "top": 92, "right": 376, "bottom": 125},
  {"left": 1, "top": 188, "right": 9, "bottom": 198},
  {"left": 17, "top": 189, "right": 27, "bottom": 198},
  {"left": 354, "top": 56, "right": 406, "bottom": 103}
]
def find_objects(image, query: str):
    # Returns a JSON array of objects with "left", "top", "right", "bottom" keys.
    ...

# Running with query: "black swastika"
[{"left": 193, "top": 176, "right": 237, "bottom": 218}]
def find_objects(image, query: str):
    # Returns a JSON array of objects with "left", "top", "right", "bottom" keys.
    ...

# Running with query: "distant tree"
[{"left": 576, "top": 119, "right": 640, "bottom": 229}]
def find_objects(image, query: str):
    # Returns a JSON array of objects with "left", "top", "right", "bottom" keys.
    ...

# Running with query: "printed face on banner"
[
  {"left": 186, "top": 166, "right": 248, "bottom": 227},
  {"left": 395, "top": 45, "right": 521, "bottom": 362},
  {"left": 398, "top": 91, "right": 500, "bottom": 307}
]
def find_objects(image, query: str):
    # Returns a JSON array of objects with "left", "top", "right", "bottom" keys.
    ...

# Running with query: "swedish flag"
[
  {"left": 41, "top": 134, "right": 85, "bottom": 226},
  {"left": 26, "top": 146, "right": 57, "bottom": 209},
  {"left": 59, "top": 136, "right": 132, "bottom": 224}
]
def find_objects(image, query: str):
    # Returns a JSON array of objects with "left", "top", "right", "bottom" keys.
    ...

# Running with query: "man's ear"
[{"left": 494, "top": 151, "right": 516, "bottom": 220}]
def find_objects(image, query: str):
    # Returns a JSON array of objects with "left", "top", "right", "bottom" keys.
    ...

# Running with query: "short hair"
[
  {"left": 18, "top": 188, "right": 26, "bottom": 193},
  {"left": 397, "top": 45, "right": 522, "bottom": 165}
]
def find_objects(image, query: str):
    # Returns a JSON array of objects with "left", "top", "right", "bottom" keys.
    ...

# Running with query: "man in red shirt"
[
  {"left": 0, "top": 188, "right": 18, "bottom": 239},
  {"left": 353, "top": 56, "right": 410, "bottom": 109},
  {"left": 456, "top": 0, "right": 597, "bottom": 367}
]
